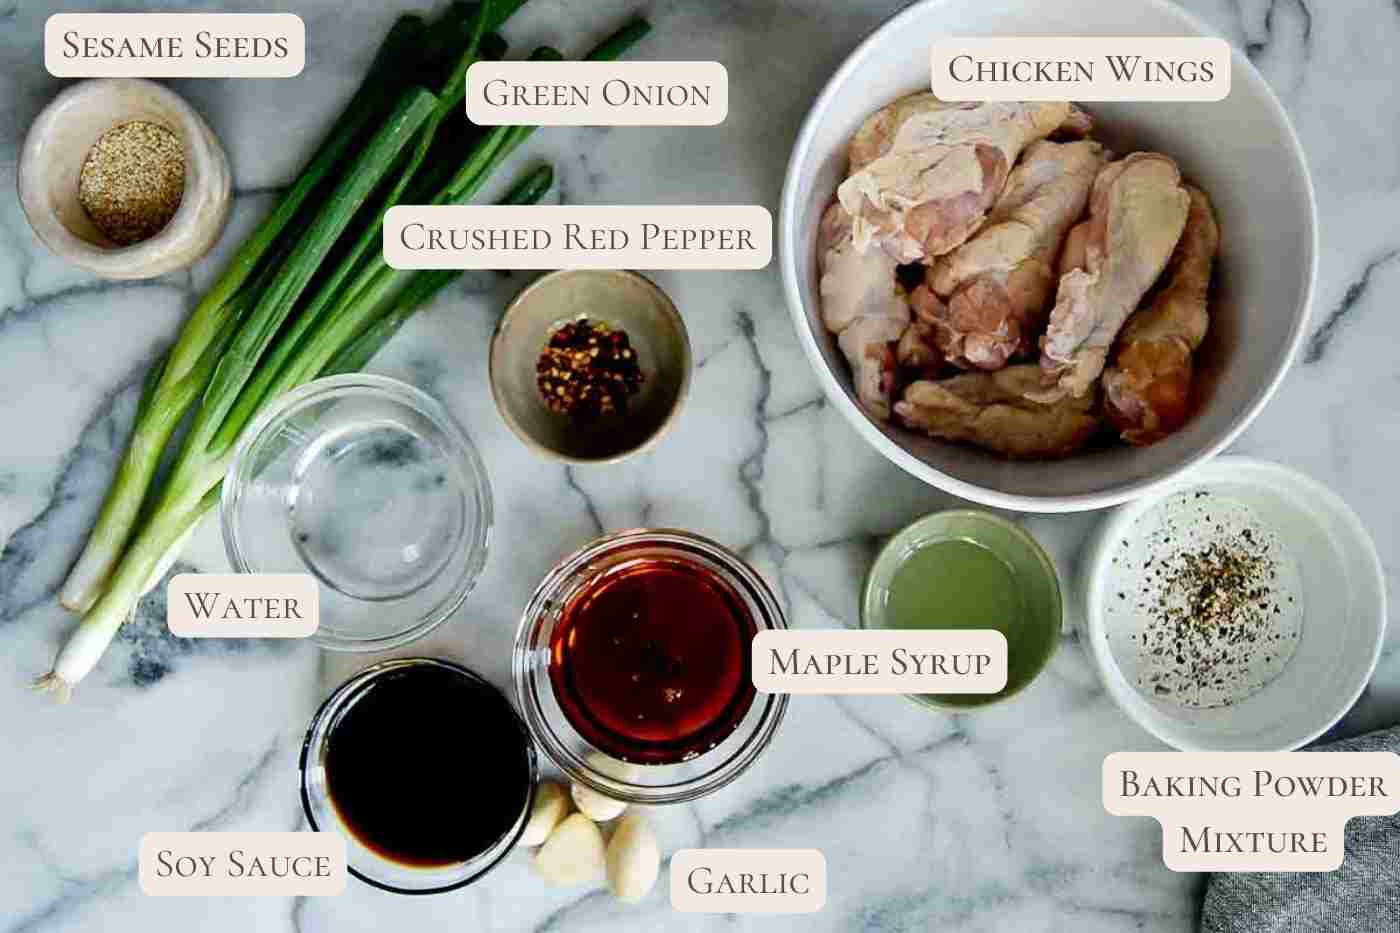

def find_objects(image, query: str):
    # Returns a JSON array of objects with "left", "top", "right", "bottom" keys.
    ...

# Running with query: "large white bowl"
[
  {"left": 779, "top": 0, "right": 1317, "bottom": 512},
  {"left": 1075, "top": 457, "right": 1386, "bottom": 751}
]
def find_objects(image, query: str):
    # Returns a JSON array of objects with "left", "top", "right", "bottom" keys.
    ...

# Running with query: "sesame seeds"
[{"left": 78, "top": 121, "right": 185, "bottom": 246}]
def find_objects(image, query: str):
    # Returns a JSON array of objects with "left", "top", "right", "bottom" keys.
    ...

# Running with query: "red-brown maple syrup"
[{"left": 548, "top": 556, "right": 758, "bottom": 764}]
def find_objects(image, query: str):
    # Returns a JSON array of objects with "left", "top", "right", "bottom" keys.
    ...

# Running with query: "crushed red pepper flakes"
[{"left": 536, "top": 318, "right": 643, "bottom": 421}]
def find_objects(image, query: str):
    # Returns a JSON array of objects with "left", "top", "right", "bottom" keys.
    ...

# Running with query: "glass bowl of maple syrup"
[{"left": 513, "top": 529, "right": 788, "bottom": 804}]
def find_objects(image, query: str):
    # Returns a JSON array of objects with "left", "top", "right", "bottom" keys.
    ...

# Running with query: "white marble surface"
[{"left": 1, "top": 1, "right": 1397, "bottom": 930}]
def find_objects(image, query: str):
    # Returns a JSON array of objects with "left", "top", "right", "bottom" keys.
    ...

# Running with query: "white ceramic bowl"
[
  {"left": 1076, "top": 457, "right": 1386, "bottom": 751},
  {"left": 779, "top": 0, "right": 1317, "bottom": 512}
]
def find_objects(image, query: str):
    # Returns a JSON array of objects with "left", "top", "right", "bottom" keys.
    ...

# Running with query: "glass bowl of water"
[{"left": 221, "top": 375, "right": 492, "bottom": 651}]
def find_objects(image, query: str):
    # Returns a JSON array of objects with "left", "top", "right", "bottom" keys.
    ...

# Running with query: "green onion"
[
  {"left": 57, "top": 6, "right": 522, "bottom": 614},
  {"left": 42, "top": 10, "right": 653, "bottom": 696},
  {"left": 322, "top": 164, "right": 554, "bottom": 377},
  {"left": 255, "top": 19, "right": 654, "bottom": 398},
  {"left": 40, "top": 89, "right": 437, "bottom": 694},
  {"left": 215, "top": 6, "right": 507, "bottom": 451},
  {"left": 585, "top": 18, "right": 653, "bottom": 62},
  {"left": 58, "top": 15, "right": 437, "bottom": 613}
]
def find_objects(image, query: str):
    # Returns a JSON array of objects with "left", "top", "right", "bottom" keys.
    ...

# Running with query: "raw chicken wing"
[
  {"left": 849, "top": 96, "right": 1093, "bottom": 171},
  {"left": 847, "top": 92, "right": 957, "bottom": 172},
  {"left": 925, "top": 139, "right": 1105, "bottom": 370},
  {"left": 1035, "top": 152, "right": 1190, "bottom": 401},
  {"left": 895, "top": 365, "right": 1101, "bottom": 459},
  {"left": 818, "top": 201, "right": 908, "bottom": 419},
  {"left": 1103, "top": 186, "right": 1220, "bottom": 445},
  {"left": 836, "top": 97, "right": 1071, "bottom": 262}
]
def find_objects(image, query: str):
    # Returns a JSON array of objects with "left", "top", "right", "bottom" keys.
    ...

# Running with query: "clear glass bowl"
[
  {"left": 222, "top": 375, "right": 492, "bottom": 651},
  {"left": 513, "top": 529, "right": 788, "bottom": 804},
  {"left": 300, "top": 658, "right": 536, "bottom": 894}
]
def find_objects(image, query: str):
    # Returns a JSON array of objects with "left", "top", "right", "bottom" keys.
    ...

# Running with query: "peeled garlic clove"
[
  {"left": 533, "top": 813, "right": 606, "bottom": 885},
  {"left": 606, "top": 812, "right": 660, "bottom": 903},
  {"left": 572, "top": 780, "right": 627, "bottom": 822},
  {"left": 520, "top": 781, "right": 570, "bottom": 847}
]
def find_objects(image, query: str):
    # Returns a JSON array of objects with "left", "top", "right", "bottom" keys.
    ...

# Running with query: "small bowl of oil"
[{"left": 862, "top": 510, "right": 1062, "bottom": 709}]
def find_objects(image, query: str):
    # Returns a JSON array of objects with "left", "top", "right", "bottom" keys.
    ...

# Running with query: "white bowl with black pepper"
[
  {"left": 1077, "top": 457, "right": 1386, "bottom": 751},
  {"left": 18, "top": 77, "right": 231, "bottom": 279}
]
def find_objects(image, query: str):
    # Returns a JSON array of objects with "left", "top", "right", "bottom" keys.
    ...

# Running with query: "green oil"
[{"left": 881, "top": 536, "right": 1057, "bottom": 706}]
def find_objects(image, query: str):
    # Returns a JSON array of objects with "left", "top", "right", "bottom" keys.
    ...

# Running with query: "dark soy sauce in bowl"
[{"left": 322, "top": 663, "right": 532, "bottom": 868}]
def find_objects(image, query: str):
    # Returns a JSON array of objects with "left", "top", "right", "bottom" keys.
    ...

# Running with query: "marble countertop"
[{"left": 2, "top": 1, "right": 1396, "bottom": 930}]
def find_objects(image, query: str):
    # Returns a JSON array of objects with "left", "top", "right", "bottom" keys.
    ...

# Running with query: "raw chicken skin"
[
  {"left": 836, "top": 97, "right": 1071, "bottom": 262},
  {"left": 840, "top": 316, "right": 906, "bottom": 421},
  {"left": 1103, "top": 185, "right": 1220, "bottom": 445},
  {"left": 849, "top": 96, "right": 1093, "bottom": 172},
  {"left": 847, "top": 92, "right": 958, "bottom": 172},
  {"left": 818, "top": 201, "right": 909, "bottom": 419},
  {"left": 925, "top": 139, "right": 1105, "bottom": 371},
  {"left": 896, "top": 285, "right": 947, "bottom": 375},
  {"left": 1056, "top": 104, "right": 1095, "bottom": 139},
  {"left": 1057, "top": 222, "right": 1091, "bottom": 277},
  {"left": 895, "top": 365, "right": 1101, "bottom": 459},
  {"left": 1035, "top": 152, "right": 1190, "bottom": 401}
]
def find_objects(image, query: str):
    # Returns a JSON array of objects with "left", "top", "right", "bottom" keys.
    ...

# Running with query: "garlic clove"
[
  {"left": 519, "top": 781, "right": 570, "bottom": 847},
  {"left": 606, "top": 812, "right": 660, "bottom": 903},
  {"left": 532, "top": 813, "right": 606, "bottom": 885},
  {"left": 571, "top": 780, "right": 628, "bottom": 822}
]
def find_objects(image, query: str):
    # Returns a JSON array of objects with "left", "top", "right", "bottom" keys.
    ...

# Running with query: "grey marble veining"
[{"left": 1, "top": 1, "right": 1397, "bottom": 931}]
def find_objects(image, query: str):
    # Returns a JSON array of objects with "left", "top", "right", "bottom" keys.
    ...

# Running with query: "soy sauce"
[
  {"left": 548, "top": 556, "right": 758, "bottom": 764},
  {"left": 323, "top": 663, "right": 532, "bottom": 867}
]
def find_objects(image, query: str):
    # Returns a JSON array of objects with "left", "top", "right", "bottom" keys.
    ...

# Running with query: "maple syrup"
[{"left": 548, "top": 555, "right": 758, "bottom": 764}]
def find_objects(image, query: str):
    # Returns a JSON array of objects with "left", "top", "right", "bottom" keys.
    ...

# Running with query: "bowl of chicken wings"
[{"left": 779, "top": 0, "right": 1316, "bottom": 512}]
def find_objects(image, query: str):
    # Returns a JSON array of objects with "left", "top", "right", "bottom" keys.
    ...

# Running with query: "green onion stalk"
[
  {"left": 322, "top": 164, "right": 555, "bottom": 376},
  {"left": 34, "top": 162, "right": 555, "bottom": 700},
  {"left": 38, "top": 88, "right": 439, "bottom": 696},
  {"left": 248, "top": 20, "right": 653, "bottom": 399},
  {"left": 56, "top": 3, "right": 521, "bottom": 614},
  {"left": 40, "top": 16, "right": 653, "bottom": 697}
]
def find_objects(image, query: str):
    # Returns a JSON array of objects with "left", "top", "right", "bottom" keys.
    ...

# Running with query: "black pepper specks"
[{"left": 1108, "top": 489, "right": 1304, "bottom": 709}]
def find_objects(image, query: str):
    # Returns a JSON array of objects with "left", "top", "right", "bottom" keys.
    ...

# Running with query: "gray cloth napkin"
[{"left": 1199, "top": 725, "right": 1400, "bottom": 932}]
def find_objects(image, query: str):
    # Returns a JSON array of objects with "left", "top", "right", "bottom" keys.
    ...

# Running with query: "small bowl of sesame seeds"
[
  {"left": 18, "top": 77, "right": 231, "bottom": 280},
  {"left": 490, "top": 270, "right": 691, "bottom": 463}
]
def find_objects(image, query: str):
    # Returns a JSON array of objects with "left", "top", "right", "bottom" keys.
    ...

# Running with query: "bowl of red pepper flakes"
[
  {"left": 491, "top": 270, "right": 692, "bottom": 463},
  {"left": 537, "top": 318, "right": 644, "bottom": 421}
]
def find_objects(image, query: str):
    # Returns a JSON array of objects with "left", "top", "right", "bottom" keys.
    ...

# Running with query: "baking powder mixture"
[{"left": 1103, "top": 489, "right": 1303, "bottom": 709}]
